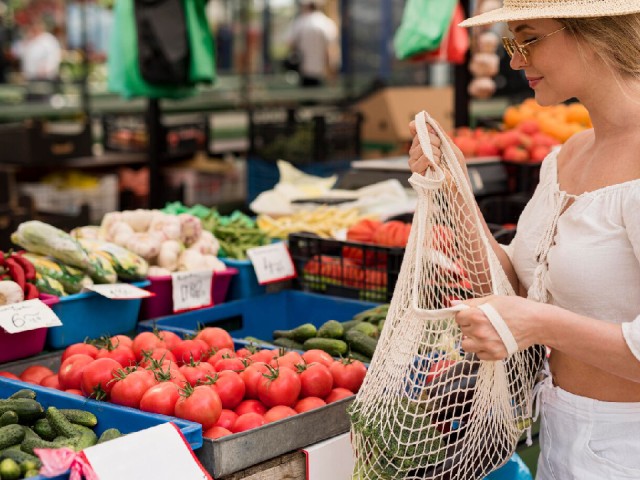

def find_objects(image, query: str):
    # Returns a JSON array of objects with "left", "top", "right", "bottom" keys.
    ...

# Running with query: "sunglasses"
[{"left": 502, "top": 26, "right": 567, "bottom": 64}]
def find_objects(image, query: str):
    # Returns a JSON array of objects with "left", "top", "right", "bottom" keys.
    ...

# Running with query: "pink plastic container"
[
  {"left": 0, "top": 294, "right": 60, "bottom": 363},
  {"left": 139, "top": 267, "right": 238, "bottom": 320}
]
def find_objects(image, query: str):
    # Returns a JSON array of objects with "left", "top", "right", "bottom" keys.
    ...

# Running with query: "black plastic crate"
[
  {"left": 288, "top": 232, "right": 404, "bottom": 302},
  {"left": 102, "top": 113, "right": 208, "bottom": 158},
  {"left": 0, "top": 120, "right": 92, "bottom": 165},
  {"left": 249, "top": 108, "right": 362, "bottom": 164}
]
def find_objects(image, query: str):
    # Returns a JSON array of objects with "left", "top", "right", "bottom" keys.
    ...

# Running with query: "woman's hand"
[
  {"left": 408, "top": 115, "right": 467, "bottom": 176},
  {"left": 453, "top": 295, "right": 545, "bottom": 360}
]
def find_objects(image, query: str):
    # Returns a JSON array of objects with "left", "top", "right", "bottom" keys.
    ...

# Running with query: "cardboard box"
[{"left": 355, "top": 86, "right": 454, "bottom": 144}]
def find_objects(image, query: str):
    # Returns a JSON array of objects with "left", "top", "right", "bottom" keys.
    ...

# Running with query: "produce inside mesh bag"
[{"left": 349, "top": 112, "right": 545, "bottom": 480}]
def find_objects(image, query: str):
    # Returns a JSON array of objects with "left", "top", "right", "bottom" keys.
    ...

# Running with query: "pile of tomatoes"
[{"left": 0, "top": 327, "right": 368, "bottom": 440}]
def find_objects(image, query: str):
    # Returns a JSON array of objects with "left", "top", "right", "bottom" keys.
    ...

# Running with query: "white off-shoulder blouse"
[{"left": 505, "top": 148, "right": 640, "bottom": 361}]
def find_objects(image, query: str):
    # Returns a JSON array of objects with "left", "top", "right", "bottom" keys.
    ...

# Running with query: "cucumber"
[
  {"left": 272, "top": 338, "right": 304, "bottom": 350},
  {"left": 0, "top": 449, "right": 41, "bottom": 470},
  {"left": 0, "top": 425, "right": 25, "bottom": 450},
  {"left": 24, "top": 469, "right": 41, "bottom": 478},
  {"left": 348, "top": 351, "right": 372, "bottom": 364},
  {"left": 0, "top": 411, "right": 19, "bottom": 428},
  {"left": 20, "top": 436, "right": 76, "bottom": 455},
  {"left": 8, "top": 390, "right": 36, "bottom": 400},
  {"left": 60, "top": 409, "right": 98, "bottom": 428},
  {"left": 21, "top": 428, "right": 40, "bottom": 441},
  {"left": 46, "top": 407, "right": 79, "bottom": 439},
  {"left": 0, "top": 457, "right": 21, "bottom": 480},
  {"left": 303, "top": 338, "right": 348, "bottom": 357},
  {"left": 33, "top": 419, "right": 57, "bottom": 441},
  {"left": 243, "top": 336, "right": 274, "bottom": 347},
  {"left": 273, "top": 323, "right": 317, "bottom": 343},
  {"left": 352, "top": 322, "right": 379, "bottom": 339},
  {"left": 72, "top": 425, "right": 98, "bottom": 450},
  {"left": 339, "top": 318, "right": 364, "bottom": 332},
  {"left": 0, "top": 399, "right": 44, "bottom": 424},
  {"left": 97, "top": 428, "right": 122, "bottom": 444},
  {"left": 345, "top": 330, "right": 378, "bottom": 358},
  {"left": 317, "top": 320, "right": 345, "bottom": 339}
]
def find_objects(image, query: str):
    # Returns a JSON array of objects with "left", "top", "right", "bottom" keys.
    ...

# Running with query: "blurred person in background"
[
  {"left": 13, "top": 18, "right": 61, "bottom": 83},
  {"left": 287, "top": 0, "right": 340, "bottom": 87}
]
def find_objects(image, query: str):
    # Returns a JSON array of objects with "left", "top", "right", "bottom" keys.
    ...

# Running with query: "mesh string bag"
[{"left": 349, "top": 111, "right": 545, "bottom": 480}]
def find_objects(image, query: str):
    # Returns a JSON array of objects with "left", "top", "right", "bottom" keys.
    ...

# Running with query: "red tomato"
[
  {"left": 302, "top": 349, "right": 334, "bottom": 368},
  {"left": 195, "top": 327, "right": 234, "bottom": 351},
  {"left": 109, "top": 335, "right": 133, "bottom": 349},
  {"left": 61, "top": 343, "right": 99, "bottom": 363},
  {"left": 58, "top": 354, "right": 95, "bottom": 390},
  {"left": 234, "top": 399, "right": 267, "bottom": 416},
  {"left": 95, "top": 346, "right": 136, "bottom": 367},
  {"left": 232, "top": 412, "right": 265, "bottom": 433},
  {"left": 132, "top": 331, "right": 167, "bottom": 360},
  {"left": 249, "top": 349, "right": 278, "bottom": 364},
  {"left": 174, "top": 385, "right": 222, "bottom": 429},
  {"left": 298, "top": 363, "right": 333, "bottom": 399},
  {"left": 151, "top": 364, "right": 188, "bottom": 387},
  {"left": 203, "top": 426, "right": 233, "bottom": 439},
  {"left": 325, "top": 387, "right": 354, "bottom": 403},
  {"left": 264, "top": 405, "right": 297, "bottom": 423},
  {"left": 294, "top": 396, "right": 327, "bottom": 413},
  {"left": 270, "top": 351, "right": 303, "bottom": 371},
  {"left": 235, "top": 348, "right": 253, "bottom": 359},
  {"left": 64, "top": 389, "right": 83, "bottom": 396},
  {"left": 239, "top": 362, "right": 270, "bottom": 399},
  {"left": 139, "top": 348, "right": 177, "bottom": 368},
  {"left": 206, "top": 348, "right": 236, "bottom": 367},
  {"left": 208, "top": 371, "right": 246, "bottom": 410},
  {"left": 20, "top": 366, "right": 54, "bottom": 385},
  {"left": 426, "top": 359, "right": 457, "bottom": 383},
  {"left": 214, "top": 357, "right": 246, "bottom": 373},
  {"left": 179, "top": 361, "right": 216, "bottom": 387},
  {"left": 0, "top": 372, "right": 20, "bottom": 380},
  {"left": 171, "top": 339, "right": 210, "bottom": 365},
  {"left": 329, "top": 359, "right": 367, "bottom": 393},
  {"left": 158, "top": 330, "right": 182, "bottom": 350},
  {"left": 39, "top": 374, "right": 61, "bottom": 390},
  {"left": 80, "top": 358, "right": 121, "bottom": 400},
  {"left": 139, "top": 382, "right": 181, "bottom": 416},
  {"left": 110, "top": 370, "right": 157, "bottom": 409},
  {"left": 257, "top": 367, "right": 301, "bottom": 408},
  {"left": 214, "top": 409, "right": 239, "bottom": 430}
]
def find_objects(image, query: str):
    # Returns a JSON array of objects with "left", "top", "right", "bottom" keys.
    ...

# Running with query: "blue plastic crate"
[
  {"left": 138, "top": 290, "right": 378, "bottom": 342},
  {"left": 47, "top": 281, "right": 150, "bottom": 349},
  {"left": 220, "top": 258, "right": 266, "bottom": 301}
]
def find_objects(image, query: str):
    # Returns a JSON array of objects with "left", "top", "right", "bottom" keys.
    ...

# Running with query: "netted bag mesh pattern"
[{"left": 349, "top": 112, "right": 545, "bottom": 480}]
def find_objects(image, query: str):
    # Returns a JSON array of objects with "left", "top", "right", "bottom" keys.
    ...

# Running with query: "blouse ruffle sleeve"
[{"left": 620, "top": 187, "right": 640, "bottom": 361}]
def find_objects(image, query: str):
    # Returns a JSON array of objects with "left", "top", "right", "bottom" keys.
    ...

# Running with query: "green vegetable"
[
  {"left": 0, "top": 425, "right": 25, "bottom": 450},
  {"left": 8, "top": 390, "right": 36, "bottom": 401},
  {"left": 272, "top": 338, "right": 304, "bottom": 350},
  {"left": 339, "top": 318, "right": 364, "bottom": 332},
  {"left": 46, "top": 407, "right": 79, "bottom": 439},
  {"left": 351, "top": 322, "right": 379, "bottom": 339},
  {"left": 86, "top": 252, "right": 118, "bottom": 284},
  {"left": 20, "top": 436, "right": 75, "bottom": 455},
  {"left": 0, "top": 412, "right": 18, "bottom": 428},
  {"left": 35, "top": 273, "right": 66, "bottom": 296},
  {"left": 348, "top": 351, "right": 372, "bottom": 363},
  {"left": 243, "top": 336, "right": 274, "bottom": 347},
  {"left": 24, "top": 469, "right": 40, "bottom": 478},
  {"left": 303, "top": 338, "right": 349, "bottom": 357},
  {"left": 22, "top": 253, "right": 88, "bottom": 294},
  {"left": 97, "top": 428, "right": 122, "bottom": 444},
  {"left": 0, "top": 399, "right": 44, "bottom": 424},
  {"left": 60, "top": 409, "right": 98, "bottom": 428},
  {"left": 353, "top": 304, "right": 389, "bottom": 323},
  {"left": 0, "top": 457, "right": 21, "bottom": 480},
  {"left": 72, "top": 425, "right": 98, "bottom": 450},
  {"left": 0, "top": 449, "right": 41, "bottom": 470},
  {"left": 78, "top": 238, "right": 148, "bottom": 281},
  {"left": 273, "top": 323, "right": 317, "bottom": 343},
  {"left": 33, "top": 419, "right": 57, "bottom": 441},
  {"left": 317, "top": 320, "right": 345, "bottom": 339},
  {"left": 345, "top": 329, "right": 378, "bottom": 358}
]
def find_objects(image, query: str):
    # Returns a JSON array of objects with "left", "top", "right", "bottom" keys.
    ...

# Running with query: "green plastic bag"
[
  {"left": 185, "top": 0, "right": 216, "bottom": 84},
  {"left": 393, "top": 0, "right": 458, "bottom": 60}
]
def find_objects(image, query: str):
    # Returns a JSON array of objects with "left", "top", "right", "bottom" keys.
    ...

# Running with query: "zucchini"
[
  {"left": 272, "top": 338, "right": 304, "bottom": 350},
  {"left": 8, "top": 390, "right": 36, "bottom": 400},
  {"left": 61, "top": 409, "right": 98, "bottom": 428},
  {"left": 97, "top": 428, "right": 122, "bottom": 444},
  {"left": 273, "top": 323, "right": 317, "bottom": 343},
  {"left": 303, "top": 338, "right": 348, "bottom": 357},
  {"left": 0, "top": 449, "right": 41, "bottom": 470},
  {"left": 352, "top": 322, "right": 379, "bottom": 339},
  {"left": 317, "top": 320, "right": 345, "bottom": 339},
  {"left": 46, "top": 407, "right": 79, "bottom": 439},
  {"left": 72, "top": 425, "right": 98, "bottom": 450},
  {"left": 345, "top": 329, "right": 378, "bottom": 358},
  {"left": 0, "top": 411, "right": 19, "bottom": 427},
  {"left": 33, "top": 419, "right": 57, "bottom": 441},
  {"left": 0, "top": 425, "right": 25, "bottom": 450},
  {"left": 0, "top": 399, "right": 44, "bottom": 424}
]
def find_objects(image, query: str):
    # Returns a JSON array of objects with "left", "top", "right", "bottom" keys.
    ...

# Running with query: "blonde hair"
[{"left": 559, "top": 14, "right": 640, "bottom": 78}]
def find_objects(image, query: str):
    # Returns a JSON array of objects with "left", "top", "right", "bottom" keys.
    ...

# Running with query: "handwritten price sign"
[
  {"left": 247, "top": 242, "right": 296, "bottom": 285},
  {"left": 0, "top": 299, "right": 62, "bottom": 334},
  {"left": 171, "top": 270, "right": 213, "bottom": 312},
  {"left": 88, "top": 284, "right": 154, "bottom": 300}
]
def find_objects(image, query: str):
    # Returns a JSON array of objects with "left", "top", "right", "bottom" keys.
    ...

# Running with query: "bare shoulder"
[{"left": 556, "top": 128, "right": 594, "bottom": 167}]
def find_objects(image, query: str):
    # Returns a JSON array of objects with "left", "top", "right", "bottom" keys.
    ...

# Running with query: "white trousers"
[{"left": 536, "top": 384, "right": 640, "bottom": 479}]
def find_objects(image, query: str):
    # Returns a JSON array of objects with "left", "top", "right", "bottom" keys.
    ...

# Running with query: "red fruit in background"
[
  {"left": 195, "top": 327, "right": 234, "bottom": 351},
  {"left": 0, "top": 372, "right": 20, "bottom": 380},
  {"left": 174, "top": 385, "right": 222, "bottom": 429},
  {"left": 516, "top": 119, "right": 540, "bottom": 135},
  {"left": 257, "top": 367, "right": 301, "bottom": 408},
  {"left": 95, "top": 346, "right": 136, "bottom": 367},
  {"left": 61, "top": 343, "right": 99, "bottom": 362},
  {"left": 426, "top": 359, "right": 457, "bottom": 383},
  {"left": 139, "top": 348, "right": 176, "bottom": 368},
  {"left": 158, "top": 330, "right": 182, "bottom": 350},
  {"left": 298, "top": 363, "right": 333, "bottom": 399},
  {"left": 132, "top": 332, "right": 166, "bottom": 360},
  {"left": 40, "top": 374, "right": 61, "bottom": 390},
  {"left": 139, "top": 382, "right": 180, "bottom": 416},
  {"left": 232, "top": 412, "right": 266, "bottom": 433},
  {"left": 430, "top": 225, "right": 455, "bottom": 256},
  {"left": 475, "top": 140, "right": 500, "bottom": 157},
  {"left": 20, "top": 366, "right": 54, "bottom": 385},
  {"left": 264, "top": 405, "right": 297, "bottom": 423},
  {"left": 203, "top": 426, "right": 233, "bottom": 439},
  {"left": 325, "top": 388, "right": 354, "bottom": 403},
  {"left": 294, "top": 396, "right": 327, "bottom": 413},
  {"left": 207, "top": 348, "right": 236, "bottom": 367},
  {"left": 58, "top": 354, "right": 95, "bottom": 390},
  {"left": 329, "top": 359, "right": 367, "bottom": 393},
  {"left": 65, "top": 389, "right": 83, "bottom": 396},
  {"left": 453, "top": 136, "right": 477, "bottom": 157},
  {"left": 208, "top": 370, "right": 246, "bottom": 410},
  {"left": 110, "top": 370, "right": 157, "bottom": 409},
  {"left": 171, "top": 339, "right": 210, "bottom": 365},
  {"left": 215, "top": 409, "right": 239, "bottom": 430},
  {"left": 530, "top": 145, "right": 552, "bottom": 163},
  {"left": 214, "top": 357, "right": 246, "bottom": 373},
  {"left": 531, "top": 132, "right": 560, "bottom": 148},
  {"left": 239, "top": 362, "right": 270, "bottom": 399},
  {"left": 179, "top": 360, "right": 216, "bottom": 387},
  {"left": 495, "top": 130, "right": 521, "bottom": 151},
  {"left": 234, "top": 399, "right": 267, "bottom": 416},
  {"left": 80, "top": 358, "right": 121, "bottom": 400},
  {"left": 109, "top": 335, "right": 133, "bottom": 349},
  {"left": 302, "top": 350, "right": 334, "bottom": 369},
  {"left": 503, "top": 145, "right": 530, "bottom": 163}
]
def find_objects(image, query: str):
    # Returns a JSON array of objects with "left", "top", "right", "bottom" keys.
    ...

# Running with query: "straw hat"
[{"left": 460, "top": 0, "right": 640, "bottom": 27}]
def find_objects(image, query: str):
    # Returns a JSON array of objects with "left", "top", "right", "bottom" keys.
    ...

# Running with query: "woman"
[{"left": 408, "top": 1, "right": 640, "bottom": 478}]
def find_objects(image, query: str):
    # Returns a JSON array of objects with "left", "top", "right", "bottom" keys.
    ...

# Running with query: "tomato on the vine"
[
  {"left": 138, "top": 348, "right": 176, "bottom": 369},
  {"left": 61, "top": 343, "right": 98, "bottom": 363},
  {"left": 207, "top": 371, "right": 246, "bottom": 409},
  {"left": 257, "top": 366, "right": 301, "bottom": 408},
  {"left": 80, "top": 358, "right": 121, "bottom": 400},
  {"left": 195, "top": 327, "right": 234, "bottom": 351},
  {"left": 95, "top": 346, "right": 136, "bottom": 367},
  {"left": 174, "top": 385, "right": 222, "bottom": 429},
  {"left": 139, "top": 382, "right": 181, "bottom": 416},
  {"left": 110, "top": 369, "right": 157, "bottom": 409},
  {"left": 171, "top": 339, "right": 210, "bottom": 365},
  {"left": 132, "top": 332, "right": 167, "bottom": 360},
  {"left": 239, "top": 362, "right": 270, "bottom": 400},
  {"left": 179, "top": 360, "right": 216, "bottom": 387},
  {"left": 214, "top": 357, "right": 246, "bottom": 373},
  {"left": 297, "top": 362, "right": 333, "bottom": 399},
  {"left": 158, "top": 330, "right": 182, "bottom": 350},
  {"left": 329, "top": 359, "right": 367, "bottom": 393}
]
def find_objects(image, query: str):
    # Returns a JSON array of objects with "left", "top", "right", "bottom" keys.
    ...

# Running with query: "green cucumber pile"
[{"left": 0, "top": 389, "right": 123, "bottom": 479}]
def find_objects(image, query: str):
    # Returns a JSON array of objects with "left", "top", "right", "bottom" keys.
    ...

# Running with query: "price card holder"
[
  {"left": 0, "top": 299, "right": 62, "bottom": 334},
  {"left": 88, "top": 284, "right": 154, "bottom": 300},
  {"left": 83, "top": 422, "right": 211, "bottom": 480},
  {"left": 301, "top": 433, "right": 354, "bottom": 480},
  {"left": 247, "top": 242, "right": 297, "bottom": 285},
  {"left": 171, "top": 270, "right": 213, "bottom": 313}
]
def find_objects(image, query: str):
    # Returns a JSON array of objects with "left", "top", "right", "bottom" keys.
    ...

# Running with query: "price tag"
[
  {"left": 88, "top": 283, "right": 154, "bottom": 300},
  {"left": 302, "top": 433, "right": 354, "bottom": 480},
  {"left": 247, "top": 242, "right": 296, "bottom": 285},
  {"left": 0, "top": 299, "right": 62, "bottom": 334},
  {"left": 83, "top": 422, "right": 211, "bottom": 480},
  {"left": 171, "top": 270, "right": 213, "bottom": 312}
]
